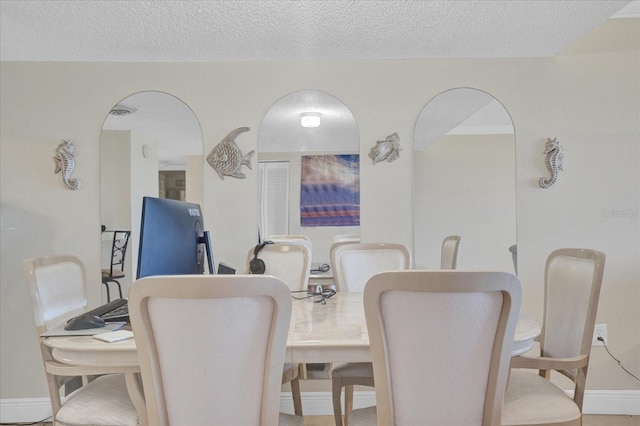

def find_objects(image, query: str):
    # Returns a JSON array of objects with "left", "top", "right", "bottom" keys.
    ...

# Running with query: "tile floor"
[
  {"left": 6, "top": 414, "right": 638, "bottom": 425},
  {"left": 304, "top": 415, "right": 640, "bottom": 426},
  {"left": 301, "top": 415, "right": 639, "bottom": 425}
]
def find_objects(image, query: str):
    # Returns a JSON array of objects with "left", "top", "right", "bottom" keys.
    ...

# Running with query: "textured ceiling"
[{"left": 1, "top": 0, "right": 636, "bottom": 62}]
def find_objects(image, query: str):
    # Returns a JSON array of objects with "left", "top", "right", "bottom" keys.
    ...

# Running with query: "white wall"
[
  {"left": 128, "top": 131, "right": 159, "bottom": 291},
  {"left": 185, "top": 154, "right": 204, "bottom": 208},
  {"left": 100, "top": 130, "right": 131, "bottom": 231},
  {"left": 414, "top": 134, "right": 516, "bottom": 272},
  {"left": 1, "top": 44, "right": 638, "bottom": 404},
  {"left": 100, "top": 130, "right": 158, "bottom": 298}
]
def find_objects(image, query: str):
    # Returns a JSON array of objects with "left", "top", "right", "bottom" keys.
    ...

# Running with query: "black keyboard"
[{"left": 85, "top": 298, "right": 129, "bottom": 322}]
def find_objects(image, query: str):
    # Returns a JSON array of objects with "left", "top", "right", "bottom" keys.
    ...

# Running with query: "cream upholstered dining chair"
[
  {"left": 440, "top": 234, "right": 461, "bottom": 269},
  {"left": 348, "top": 270, "right": 522, "bottom": 426},
  {"left": 246, "top": 242, "right": 312, "bottom": 416},
  {"left": 128, "top": 274, "right": 303, "bottom": 426},
  {"left": 23, "top": 254, "right": 138, "bottom": 426},
  {"left": 247, "top": 242, "right": 312, "bottom": 292},
  {"left": 502, "top": 248, "right": 606, "bottom": 426},
  {"left": 330, "top": 242, "right": 411, "bottom": 426}
]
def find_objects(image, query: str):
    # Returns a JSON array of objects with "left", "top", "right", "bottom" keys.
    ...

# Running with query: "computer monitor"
[{"left": 137, "top": 196, "right": 215, "bottom": 279}]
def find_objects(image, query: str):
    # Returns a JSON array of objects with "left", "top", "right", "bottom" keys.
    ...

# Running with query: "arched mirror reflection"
[
  {"left": 100, "top": 91, "right": 203, "bottom": 301},
  {"left": 258, "top": 90, "right": 360, "bottom": 266},
  {"left": 413, "top": 88, "right": 516, "bottom": 273}
]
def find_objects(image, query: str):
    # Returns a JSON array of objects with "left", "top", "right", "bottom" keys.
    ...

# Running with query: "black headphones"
[{"left": 249, "top": 241, "right": 273, "bottom": 274}]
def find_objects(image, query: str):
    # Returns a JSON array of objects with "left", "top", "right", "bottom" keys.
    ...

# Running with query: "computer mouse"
[{"left": 64, "top": 314, "right": 106, "bottom": 331}]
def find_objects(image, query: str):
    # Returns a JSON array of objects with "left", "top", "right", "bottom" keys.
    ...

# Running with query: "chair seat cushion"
[
  {"left": 102, "top": 269, "right": 125, "bottom": 279},
  {"left": 331, "top": 362, "right": 374, "bottom": 378},
  {"left": 56, "top": 374, "right": 138, "bottom": 426},
  {"left": 347, "top": 406, "right": 377, "bottom": 426},
  {"left": 501, "top": 370, "right": 581, "bottom": 426},
  {"left": 278, "top": 412, "right": 304, "bottom": 426}
]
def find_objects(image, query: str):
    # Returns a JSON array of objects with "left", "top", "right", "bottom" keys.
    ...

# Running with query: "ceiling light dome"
[{"left": 300, "top": 112, "right": 321, "bottom": 128}]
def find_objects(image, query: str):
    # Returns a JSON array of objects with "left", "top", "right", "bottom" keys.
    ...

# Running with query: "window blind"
[{"left": 258, "top": 161, "right": 290, "bottom": 239}]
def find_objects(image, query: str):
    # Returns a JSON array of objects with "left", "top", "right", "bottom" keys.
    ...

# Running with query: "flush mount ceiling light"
[
  {"left": 109, "top": 105, "right": 137, "bottom": 116},
  {"left": 300, "top": 112, "right": 321, "bottom": 128}
]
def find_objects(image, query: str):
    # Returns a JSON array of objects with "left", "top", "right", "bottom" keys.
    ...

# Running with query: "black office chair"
[{"left": 102, "top": 230, "right": 131, "bottom": 302}]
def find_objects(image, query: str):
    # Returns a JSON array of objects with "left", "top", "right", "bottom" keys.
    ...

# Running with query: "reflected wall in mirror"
[
  {"left": 258, "top": 90, "right": 360, "bottom": 264},
  {"left": 100, "top": 91, "right": 203, "bottom": 300},
  {"left": 413, "top": 88, "right": 516, "bottom": 273}
]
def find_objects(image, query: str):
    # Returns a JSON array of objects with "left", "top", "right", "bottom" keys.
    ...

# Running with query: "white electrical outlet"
[{"left": 593, "top": 324, "right": 608, "bottom": 346}]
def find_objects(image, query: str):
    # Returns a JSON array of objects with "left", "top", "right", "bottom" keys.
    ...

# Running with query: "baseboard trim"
[
  {"left": 279, "top": 390, "right": 640, "bottom": 416},
  {"left": 581, "top": 390, "right": 640, "bottom": 415},
  {"left": 0, "top": 398, "right": 52, "bottom": 423},
  {"left": 2, "top": 390, "right": 638, "bottom": 422},
  {"left": 280, "top": 391, "right": 377, "bottom": 416}
]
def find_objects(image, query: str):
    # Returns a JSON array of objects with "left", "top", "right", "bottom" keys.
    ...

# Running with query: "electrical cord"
[
  {"left": 310, "top": 263, "right": 330, "bottom": 274},
  {"left": 598, "top": 336, "right": 640, "bottom": 382},
  {"left": 291, "top": 288, "right": 336, "bottom": 304},
  {"left": 0, "top": 416, "right": 52, "bottom": 425}
]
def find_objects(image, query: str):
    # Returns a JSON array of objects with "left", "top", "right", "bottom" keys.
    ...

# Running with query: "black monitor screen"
[{"left": 137, "top": 196, "right": 214, "bottom": 279}]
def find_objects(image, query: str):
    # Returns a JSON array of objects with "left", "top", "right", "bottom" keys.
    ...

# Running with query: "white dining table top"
[
  {"left": 44, "top": 292, "right": 540, "bottom": 368},
  {"left": 287, "top": 292, "right": 540, "bottom": 362}
]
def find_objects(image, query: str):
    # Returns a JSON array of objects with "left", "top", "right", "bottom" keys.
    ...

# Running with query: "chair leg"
[
  {"left": 290, "top": 374, "right": 303, "bottom": 416},
  {"left": 112, "top": 279, "right": 123, "bottom": 299},
  {"left": 46, "top": 373, "right": 64, "bottom": 418},
  {"left": 102, "top": 281, "right": 111, "bottom": 302},
  {"left": 332, "top": 378, "right": 344, "bottom": 426},
  {"left": 299, "top": 363, "right": 308, "bottom": 380},
  {"left": 344, "top": 385, "right": 354, "bottom": 426},
  {"left": 103, "top": 279, "right": 124, "bottom": 301}
]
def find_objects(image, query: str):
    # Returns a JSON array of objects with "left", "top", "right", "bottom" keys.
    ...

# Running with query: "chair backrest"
[
  {"left": 128, "top": 275, "right": 292, "bottom": 426},
  {"left": 330, "top": 243, "right": 411, "bottom": 293},
  {"left": 540, "top": 248, "right": 606, "bottom": 383},
  {"left": 246, "top": 243, "right": 312, "bottom": 291},
  {"left": 333, "top": 233, "right": 360, "bottom": 244},
  {"left": 23, "top": 255, "right": 89, "bottom": 417},
  {"left": 106, "top": 230, "right": 131, "bottom": 275},
  {"left": 23, "top": 254, "right": 88, "bottom": 335},
  {"left": 364, "top": 270, "right": 522, "bottom": 426},
  {"left": 267, "top": 234, "right": 309, "bottom": 242},
  {"left": 440, "top": 235, "right": 461, "bottom": 269},
  {"left": 266, "top": 234, "right": 313, "bottom": 254}
]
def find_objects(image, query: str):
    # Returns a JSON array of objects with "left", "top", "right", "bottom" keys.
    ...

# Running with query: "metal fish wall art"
[
  {"left": 53, "top": 139, "right": 82, "bottom": 190},
  {"left": 368, "top": 132, "right": 401, "bottom": 165},
  {"left": 207, "top": 127, "right": 255, "bottom": 180}
]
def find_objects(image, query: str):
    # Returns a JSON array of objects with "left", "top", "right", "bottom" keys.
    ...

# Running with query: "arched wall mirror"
[
  {"left": 100, "top": 91, "right": 203, "bottom": 301},
  {"left": 413, "top": 87, "right": 516, "bottom": 273},
  {"left": 258, "top": 90, "right": 360, "bottom": 265}
]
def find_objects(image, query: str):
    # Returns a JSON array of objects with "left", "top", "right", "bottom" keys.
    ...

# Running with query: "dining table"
[{"left": 43, "top": 291, "right": 540, "bottom": 424}]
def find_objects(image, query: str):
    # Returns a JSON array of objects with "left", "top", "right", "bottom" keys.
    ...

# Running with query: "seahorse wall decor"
[
  {"left": 53, "top": 139, "right": 82, "bottom": 190},
  {"left": 538, "top": 137, "right": 564, "bottom": 189}
]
